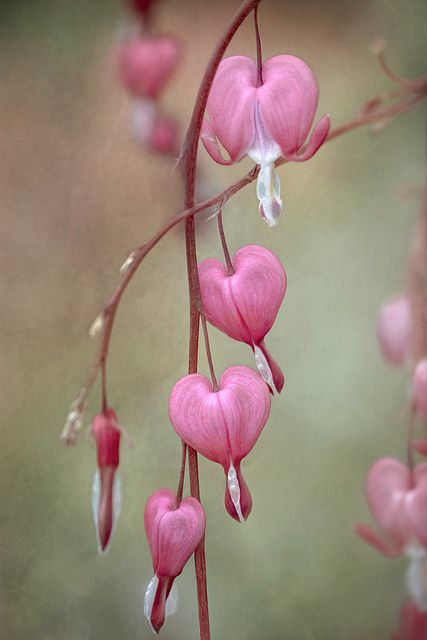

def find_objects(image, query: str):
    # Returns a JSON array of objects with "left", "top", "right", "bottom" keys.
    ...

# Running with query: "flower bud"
[
  {"left": 91, "top": 409, "right": 122, "bottom": 554},
  {"left": 377, "top": 294, "right": 411, "bottom": 366},
  {"left": 144, "top": 489, "right": 205, "bottom": 634},
  {"left": 117, "top": 35, "right": 180, "bottom": 100},
  {"left": 201, "top": 55, "right": 330, "bottom": 225},
  {"left": 169, "top": 366, "right": 271, "bottom": 522},
  {"left": 393, "top": 599, "right": 427, "bottom": 640},
  {"left": 198, "top": 245, "right": 286, "bottom": 393},
  {"left": 413, "top": 359, "right": 427, "bottom": 421}
]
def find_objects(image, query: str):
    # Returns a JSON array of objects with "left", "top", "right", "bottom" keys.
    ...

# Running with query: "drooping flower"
[
  {"left": 169, "top": 366, "right": 271, "bottom": 522},
  {"left": 392, "top": 599, "right": 427, "bottom": 640},
  {"left": 377, "top": 294, "right": 412, "bottom": 366},
  {"left": 132, "top": 101, "right": 179, "bottom": 155},
  {"left": 117, "top": 35, "right": 180, "bottom": 99},
  {"left": 201, "top": 55, "right": 330, "bottom": 226},
  {"left": 144, "top": 489, "right": 205, "bottom": 634},
  {"left": 198, "top": 245, "right": 286, "bottom": 393},
  {"left": 91, "top": 409, "right": 122, "bottom": 554},
  {"left": 355, "top": 458, "right": 427, "bottom": 610},
  {"left": 413, "top": 360, "right": 427, "bottom": 421}
]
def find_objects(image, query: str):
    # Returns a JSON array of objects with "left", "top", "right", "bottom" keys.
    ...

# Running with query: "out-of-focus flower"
[
  {"left": 199, "top": 244, "right": 286, "bottom": 393},
  {"left": 413, "top": 359, "right": 427, "bottom": 421},
  {"left": 91, "top": 409, "right": 122, "bottom": 554},
  {"left": 377, "top": 294, "right": 412, "bottom": 366},
  {"left": 201, "top": 55, "right": 330, "bottom": 226},
  {"left": 355, "top": 457, "right": 427, "bottom": 610},
  {"left": 117, "top": 35, "right": 180, "bottom": 99},
  {"left": 144, "top": 489, "right": 205, "bottom": 634},
  {"left": 392, "top": 599, "right": 427, "bottom": 640},
  {"left": 169, "top": 366, "right": 271, "bottom": 522}
]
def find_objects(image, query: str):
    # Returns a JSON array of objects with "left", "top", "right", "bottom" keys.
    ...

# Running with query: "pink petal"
[
  {"left": 396, "top": 599, "right": 427, "bottom": 640},
  {"left": 408, "top": 463, "right": 427, "bottom": 547},
  {"left": 354, "top": 522, "right": 400, "bottom": 557},
  {"left": 283, "top": 114, "right": 330, "bottom": 162},
  {"left": 255, "top": 340, "right": 285, "bottom": 394},
  {"left": 258, "top": 55, "right": 320, "bottom": 157},
  {"left": 377, "top": 294, "right": 412, "bottom": 366},
  {"left": 365, "top": 458, "right": 411, "bottom": 549},
  {"left": 413, "top": 360, "right": 427, "bottom": 421},
  {"left": 200, "top": 119, "right": 236, "bottom": 165},
  {"left": 413, "top": 439, "right": 427, "bottom": 457},
  {"left": 203, "top": 56, "right": 257, "bottom": 163},
  {"left": 199, "top": 245, "right": 286, "bottom": 346}
]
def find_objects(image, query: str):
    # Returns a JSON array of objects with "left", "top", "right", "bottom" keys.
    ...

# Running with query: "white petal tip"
[
  {"left": 253, "top": 345, "right": 275, "bottom": 389},
  {"left": 227, "top": 462, "right": 245, "bottom": 523}
]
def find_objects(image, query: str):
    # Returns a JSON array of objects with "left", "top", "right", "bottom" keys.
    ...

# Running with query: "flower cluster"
[{"left": 117, "top": 0, "right": 180, "bottom": 156}]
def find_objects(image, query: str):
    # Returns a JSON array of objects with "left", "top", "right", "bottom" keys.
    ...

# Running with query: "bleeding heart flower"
[
  {"left": 169, "top": 366, "right": 271, "bottom": 522},
  {"left": 91, "top": 409, "right": 122, "bottom": 555},
  {"left": 377, "top": 294, "right": 412, "bottom": 366},
  {"left": 355, "top": 458, "right": 427, "bottom": 611},
  {"left": 117, "top": 35, "right": 180, "bottom": 99},
  {"left": 392, "top": 599, "right": 427, "bottom": 640},
  {"left": 144, "top": 489, "right": 205, "bottom": 634},
  {"left": 413, "top": 360, "right": 427, "bottom": 421},
  {"left": 132, "top": 101, "right": 179, "bottom": 155},
  {"left": 198, "top": 245, "right": 286, "bottom": 393},
  {"left": 201, "top": 55, "right": 330, "bottom": 226}
]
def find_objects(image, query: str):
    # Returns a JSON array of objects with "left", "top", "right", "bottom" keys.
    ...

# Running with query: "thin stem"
[
  {"left": 254, "top": 5, "right": 263, "bottom": 86},
  {"left": 63, "top": 81, "right": 425, "bottom": 447},
  {"left": 201, "top": 314, "right": 219, "bottom": 391},
  {"left": 176, "top": 442, "right": 187, "bottom": 505},
  {"left": 217, "top": 209, "right": 235, "bottom": 274},
  {"left": 101, "top": 358, "right": 108, "bottom": 413},
  {"left": 407, "top": 410, "right": 416, "bottom": 480}
]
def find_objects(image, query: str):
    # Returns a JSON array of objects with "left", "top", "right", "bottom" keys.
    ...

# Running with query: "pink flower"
[
  {"left": 169, "top": 366, "right": 271, "bottom": 522},
  {"left": 392, "top": 599, "right": 427, "bottom": 640},
  {"left": 413, "top": 360, "right": 427, "bottom": 421},
  {"left": 91, "top": 409, "right": 122, "bottom": 554},
  {"left": 117, "top": 35, "right": 180, "bottom": 99},
  {"left": 355, "top": 458, "right": 427, "bottom": 610},
  {"left": 201, "top": 55, "right": 330, "bottom": 226},
  {"left": 132, "top": 101, "right": 179, "bottom": 155},
  {"left": 377, "top": 294, "right": 412, "bottom": 366},
  {"left": 144, "top": 489, "right": 205, "bottom": 634},
  {"left": 198, "top": 245, "right": 286, "bottom": 393}
]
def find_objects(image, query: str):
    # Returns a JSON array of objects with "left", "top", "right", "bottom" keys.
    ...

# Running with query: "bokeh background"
[{"left": 1, "top": 0, "right": 427, "bottom": 638}]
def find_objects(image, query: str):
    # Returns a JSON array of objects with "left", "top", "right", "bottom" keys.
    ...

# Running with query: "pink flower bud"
[
  {"left": 413, "top": 360, "right": 427, "bottom": 421},
  {"left": 169, "top": 366, "right": 271, "bottom": 522},
  {"left": 355, "top": 458, "right": 427, "bottom": 610},
  {"left": 91, "top": 409, "right": 122, "bottom": 554},
  {"left": 144, "top": 489, "right": 205, "bottom": 634},
  {"left": 201, "top": 55, "right": 330, "bottom": 226},
  {"left": 126, "top": 0, "right": 154, "bottom": 17},
  {"left": 377, "top": 294, "right": 411, "bottom": 366},
  {"left": 117, "top": 35, "right": 180, "bottom": 99},
  {"left": 198, "top": 245, "right": 286, "bottom": 393},
  {"left": 392, "top": 599, "right": 427, "bottom": 640}
]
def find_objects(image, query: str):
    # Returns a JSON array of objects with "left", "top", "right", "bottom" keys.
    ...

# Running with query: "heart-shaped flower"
[
  {"left": 144, "top": 489, "right": 205, "bottom": 634},
  {"left": 117, "top": 35, "right": 180, "bottom": 99},
  {"left": 169, "top": 366, "right": 271, "bottom": 522},
  {"left": 355, "top": 458, "right": 427, "bottom": 610},
  {"left": 201, "top": 55, "right": 330, "bottom": 226},
  {"left": 91, "top": 409, "right": 122, "bottom": 555},
  {"left": 198, "top": 245, "right": 286, "bottom": 393}
]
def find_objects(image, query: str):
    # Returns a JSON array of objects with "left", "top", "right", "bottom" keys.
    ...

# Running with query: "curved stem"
[
  {"left": 176, "top": 442, "right": 187, "bottom": 505},
  {"left": 201, "top": 314, "right": 219, "bottom": 391},
  {"left": 217, "top": 209, "right": 235, "bottom": 274}
]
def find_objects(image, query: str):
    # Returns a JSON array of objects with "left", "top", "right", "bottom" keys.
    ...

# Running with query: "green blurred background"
[{"left": 1, "top": 0, "right": 427, "bottom": 638}]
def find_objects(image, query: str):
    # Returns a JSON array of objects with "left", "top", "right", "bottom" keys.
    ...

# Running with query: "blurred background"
[{"left": 1, "top": 0, "right": 427, "bottom": 638}]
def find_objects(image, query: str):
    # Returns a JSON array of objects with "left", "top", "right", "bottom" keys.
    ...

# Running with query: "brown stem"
[
  {"left": 254, "top": 5, "right": 263, "bottom": 86},
  {"left": 217, "top": 209, "right": 235, "bottom": 274},
  {"left": 176, "top": 442, "right": 187, "bottom": 505},
  {"left": 201, "top": 314, "right": 219, "bottom": 391}
]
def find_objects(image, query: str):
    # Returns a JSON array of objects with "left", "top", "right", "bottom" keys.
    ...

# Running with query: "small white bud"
[
  {"left": 89, "top": 313, "right": 104, "bottom": 339},
  {"left": 227, "top": 461, "right": 244, "bottom": 523}
]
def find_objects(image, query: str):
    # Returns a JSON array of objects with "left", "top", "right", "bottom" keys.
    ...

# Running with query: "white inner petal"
[
  {"left": 227, "top": 461, "right": 244, "bottom": 523},
  {"left": 144, "top": 574, "right": 159, "bottom": 635},
  {"left": 406, "top": 554, "right": 427, "bottom": 612},
  {"left": 253, "top": 345, "right": 274, "bottom": 389},
  {"left": 166, "top": 582, "right": 178, "bottom": 617},
  {"left": 91, "top": 470, "right": 122, "bottom": 556},
  {"left": 131, "top": 99, "right": 156, "bottom": 143}
]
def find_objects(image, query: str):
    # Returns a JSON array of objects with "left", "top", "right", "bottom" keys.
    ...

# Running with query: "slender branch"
[
  {"left": 200, "top": 314, "right": 219, "bottom": 391},
  {"left": 217, "top": 209, "right": 235, "bottom": 274},
  {"left": 176, "top": 442, "right": 187, "bottom": 505}
]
